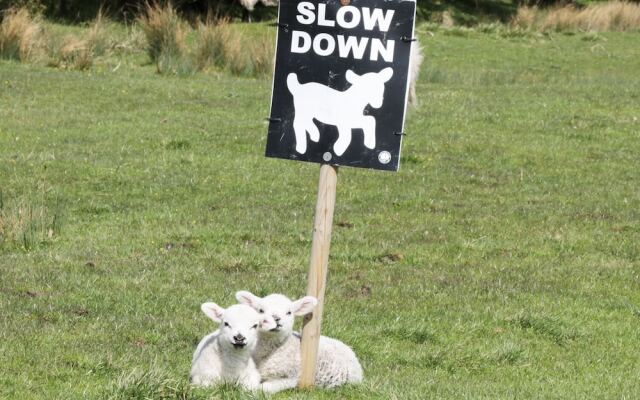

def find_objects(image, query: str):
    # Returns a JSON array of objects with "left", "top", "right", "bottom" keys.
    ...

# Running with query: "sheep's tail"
[{"left": 287, "top": 73, "right": 300, "bottom": 94}]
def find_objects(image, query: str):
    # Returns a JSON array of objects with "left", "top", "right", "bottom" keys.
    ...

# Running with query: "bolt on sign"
[{"left": 266, "top": 0, "right": 417, "bottom": 171}]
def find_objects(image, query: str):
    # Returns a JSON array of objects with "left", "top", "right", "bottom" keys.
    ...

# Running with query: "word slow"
[{"left": 290, "top": 2, "right": 397, "bottom": 62}]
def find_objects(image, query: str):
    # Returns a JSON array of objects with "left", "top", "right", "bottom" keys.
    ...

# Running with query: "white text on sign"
[{"left": 290, "top": 2, "right": 397, "bottom": 62}]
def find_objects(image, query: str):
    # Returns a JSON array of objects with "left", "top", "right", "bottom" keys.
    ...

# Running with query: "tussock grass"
[
  {"left": 52, "top": 35, "right": 94, "bottom": 70},
  {"left": 85, "top": 10, "right": 111, "bottom": 57},
  {"left": 194, "top": 18, "right": 229, "bottom": 70},
  {"left": 47, "top": 11, "right": 112, "bottom": 70},
  {"left": 196, "top": 18, "right": 273, "bottom": 77},
  {"left": 511, "top": 6, "right": 537, "bottom": 31},
  {"left": 110, "top": 24, "right": 147, "bottom": 56},
  {"left": 1, "top": 6, "right": 274, "bottom": 76},
  {"left": 577, "top": 1, "right": 640, "bottom": 31},
  {"left": 137, "top": 1, "right": 192, "bottom": 74},
  {"left": 0, "top": 7, "right": 43, "bottom": 62},
  {"left": 0, "top": 191, "right": 65, "bottom": 250},
  {"left": 512, "top": 1, "right": 640, "bottom": 32},
  {"left": 137, "top": 1, "right": 185, "bottom": 62}
]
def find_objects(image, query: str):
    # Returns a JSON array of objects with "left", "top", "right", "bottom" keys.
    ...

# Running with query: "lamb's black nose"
[
  {"left": 233, "top": 334, "right": 245, "bottom": 342},
  {"left": 273, "top": 315, "right": 281, "bottom": 322}
]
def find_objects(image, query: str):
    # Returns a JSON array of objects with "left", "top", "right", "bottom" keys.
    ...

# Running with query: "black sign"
[{"left": 266, "top": 0, "right": 416, "bottom": 171}]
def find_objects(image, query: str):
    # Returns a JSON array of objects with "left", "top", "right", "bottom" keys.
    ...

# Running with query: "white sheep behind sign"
[{"left": 287, "top": 67, "right": 394, "bottom": 156}]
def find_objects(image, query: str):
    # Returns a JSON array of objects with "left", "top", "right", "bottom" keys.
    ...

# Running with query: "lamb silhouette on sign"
[{"left": 287, "top": 67, "right": 394, "bottom": 156}]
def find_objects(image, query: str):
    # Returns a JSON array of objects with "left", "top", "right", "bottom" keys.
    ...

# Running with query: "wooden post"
[{"left": 299, "top": 164, "right": 338, "bottom": 388}]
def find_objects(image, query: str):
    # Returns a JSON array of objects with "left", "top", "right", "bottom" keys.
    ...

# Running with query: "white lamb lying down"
[
  {"left": 190, "top": 303, "right": 261, "bottom": 390},
  {"left": 236, "top": 291, "right": 363, "bottom": 393}
]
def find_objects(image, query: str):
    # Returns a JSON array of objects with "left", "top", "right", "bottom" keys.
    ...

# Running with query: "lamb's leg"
[
  {"left": 293, "top": 117, "right": 308, "bottom": 154},
  {"left": 189, "top": 373, "right": 216, "bottom": 387},
  {"left": 361, "top": 115, "right": 376, "bottom": 149},
  {"left": 333, "top": 125, "right": 352, "bottom": 156},
  {"left": 260, "top": 378, "right": 299, "bottom": 393}
]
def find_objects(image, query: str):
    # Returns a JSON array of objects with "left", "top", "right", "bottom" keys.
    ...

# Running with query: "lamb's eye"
[
  {"left": 252, "top": 324, "right": 258, "bottom": 329},
  {"left": 259, "top": 309, "right": 264, "bottom": 314},
  {"left": 286, "top": 311, "right": 292, "bottom": 315},
  {"left": 224, "top": 322, "right": 230, "bottom": 327}
]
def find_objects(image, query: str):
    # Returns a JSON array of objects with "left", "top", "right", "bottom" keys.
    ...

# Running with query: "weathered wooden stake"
[{"left": 299, "top": 164, "right": 338, "bottom": 388}]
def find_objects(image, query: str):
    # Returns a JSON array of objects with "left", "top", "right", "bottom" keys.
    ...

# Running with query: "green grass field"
[{"left": 1, "top": 24, "right": 639, "bottom": 399}]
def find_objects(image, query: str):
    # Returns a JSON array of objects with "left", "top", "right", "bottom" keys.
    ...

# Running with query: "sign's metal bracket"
[
  {"left": 394, "top": 131, "right": 406, "bottom": 136},
  {"left": 269, "top": 22, "right": 290, "bottom": 31},
  {"left": 401, "top": 36, "right": 417, "bottom": 42},
  {"left": 266, "top": 117, "right": 282, "bottom": 123}
]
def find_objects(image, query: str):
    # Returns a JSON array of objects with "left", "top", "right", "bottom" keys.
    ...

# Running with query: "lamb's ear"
[
  {"left": 235, "top": 291, "right": 262, "bottom": 310},
  {"left": 379, "top": 67, "right": 394, "bottom": 82},
  {"left": 345, "top": 69, "right": 359, "bottom": 84},
  {"left": 201, "top": 302, "right": 225, "bottom": 323},
  {"left": 292, "top": 296, "right": 318, "bottom": 316}
]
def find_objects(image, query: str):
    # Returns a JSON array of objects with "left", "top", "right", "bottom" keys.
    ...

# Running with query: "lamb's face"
[
  {"left": 346, "top": 67, "right": 394, "bottom": 109},
  {"left": 257, "top": 294, "right": 297, "bottom": 333},
  {"left": 236, "top": 291, "right": 318, "bottom": 336},
  {"left": 201, "top": 303, "right": 260, "bottom": 351}
]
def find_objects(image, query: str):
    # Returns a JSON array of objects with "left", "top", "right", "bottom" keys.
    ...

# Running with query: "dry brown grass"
[
  {"left": 511, "top": 6, "right": 537, "bottom": 31},
  {"left": 0, "top": 7, "right": 44, "bottom": 62},
  {"left": 441, "top": 10, "right": 455, "bottom": 29},
  {"left": 195, "top": 17, "right": 230, "bottom": 70},
  {"left": 136, "top": 2, "right": 194, "bottom": 74},
  {"left": 137, "top": 1, "right": 186, "bottom": 63},
  {"left": 196, "top": 18, "right": 274, "bottom": 77},
  {"left": 1, "top": 4, "right": 274, "bottom": 76},
  {"left": 85, "top": 9, "right": 111, "bottom": 56},
  {"left": 51, "top": 35, "right": 93, "bottom": 70},
  {"left": 540, "top": 5, "right": 581, "bottom": 32},
  {"left": 579, "top": 1, "right": 640, "bottom": 31},
  {"left": 512, "top": 1, "right": 640, "bottom": 32},
  {"left": 47, "top": 11, "right": 112, "bottom": 70}
]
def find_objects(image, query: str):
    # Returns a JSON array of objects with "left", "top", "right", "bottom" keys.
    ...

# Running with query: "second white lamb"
[{"left": 236, "top": 291, "right": 363, "bottom": 393}]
